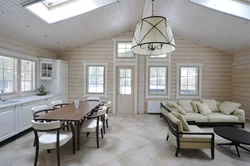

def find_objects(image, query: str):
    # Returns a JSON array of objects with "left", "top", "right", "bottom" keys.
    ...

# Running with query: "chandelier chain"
[{"left": 152, "top": 0, "right": 154, "bottom": 16}]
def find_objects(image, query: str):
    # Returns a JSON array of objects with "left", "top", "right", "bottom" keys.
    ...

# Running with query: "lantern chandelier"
[{"left": 131, "top": 0, "right": 176, "bottom": 56}]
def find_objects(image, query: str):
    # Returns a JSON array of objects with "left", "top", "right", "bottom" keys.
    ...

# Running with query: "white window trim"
[
  {"left": 112, "top": 38, "right": 138, "bottom": 114},
  {"left": 0, "top": 54, "right": 38, "bottom": 96},
  {"left": 176, "top": 63, "right": 203, "bottom": 99},
  {"left": 146, "top": 55, "right": 171, "bottom": 99},
  {"left": 82, "top": 62, "right": 109, "bottom": 98},
  {"left": 20, "top": 59, "right": 37, "bottom": 92}
]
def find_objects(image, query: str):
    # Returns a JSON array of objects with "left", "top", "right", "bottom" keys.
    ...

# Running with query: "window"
[
  {"left": 149, "top": 67, "right": 167, "bottom": 95},
  {"left": 87, "top": 66, "right": 105, "bottom": 94},
  {"left": 180, "top": 67, "right": 198, "bottom": 95},
  {"left": 0, "top": 56, "right": 17, "bottom": 94},
  {"left": 119, "top": 69, "right": 132, "bottom": 94},
  {"left": 150, "top": 54, "right": 168, "bottom": 58},
  {"left": 21, "top": 60, "right": 36, "bottom": 92},
  {"left": 176, "top": 64, "right": 203, "bottom": 99},
  {"left": 117, "top": 42, "right": 134, "bottom": 58},
  {"left": 24, "top": 0, "right": 119, "bottom": 24}
]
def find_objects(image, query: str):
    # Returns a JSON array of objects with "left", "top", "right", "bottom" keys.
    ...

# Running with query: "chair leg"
[
  {"left": 34, "top": 141, "right": 39, "bottom": 166},
  {"left": 211, "top": 147, "right": 214, "bottom": 159},
  {"left": 160, "top": 113, "right": 163, "bottom": 118},
  {"left": 86, "top": 132, "right": 89, "bottom": 137},
  {"left": 72, "top": 132, "right": 75, "bottom": 154},
  {"left": 96, "top": 129, "right": 99, "bottom": 148},
  {"left": 33, "top": 137, "right": 36, "bottom": 147},
  {"left": 47, "top": 149, "right": 50, "bottom": 153},
  {"left": 106, "top": 119, "right": 108, "bottom": 128},
  {"left": 175, "top": 148, "right": 180, "bottom": 157},
  {"left": 103, "top": 117, "right": 106, "bottom": 134},
  {"left": 166, "top": 134, "right": 169, "bottom": 141},
  {"left": 57, "top": 144, "right": 60, "bottom": 166},
  {"left": 101, "top": 129, "right": 104, "bottom": 139}
]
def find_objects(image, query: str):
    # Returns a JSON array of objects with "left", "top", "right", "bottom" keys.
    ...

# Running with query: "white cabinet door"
[
  {"left": 0, "top": 106, "right": 18, "bottom": 142},
  {"left": 19, "top": 102, "right": 36, "bottom": 132}
]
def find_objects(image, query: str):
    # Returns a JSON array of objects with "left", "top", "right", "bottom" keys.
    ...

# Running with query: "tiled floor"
[{"left": 0, "top": 114, "right": 250, "bottom": 166}]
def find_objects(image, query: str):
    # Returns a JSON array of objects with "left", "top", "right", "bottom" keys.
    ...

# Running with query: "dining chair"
[
  {"left": 52, "top": 100, "right": 69, "bottom": 109},
  {"left": 86, "top": 96, "right": 100, "bottom": 101},
  {"left": 32, "top": 120, "right": 75, "bottom": 166},
  {"left": 81, "top": 106, "right": 107, "bottom": 148},
  {"left": 31, "top": 105, "right": 56, "bottom": 147}
]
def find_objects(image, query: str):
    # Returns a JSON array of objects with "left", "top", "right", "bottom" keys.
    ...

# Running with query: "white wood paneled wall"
[
  {"left": 57, "top": 32, "right": 233, "bottom": 113},
  {"left": 0, "top": 35, "right": 56, "bottom": 59},
  {"left": 232, "top": 52, "right": 250, "bottom": 121}
]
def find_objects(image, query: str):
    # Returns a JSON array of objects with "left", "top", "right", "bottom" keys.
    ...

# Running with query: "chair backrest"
[
  {"left": 31, "top": 105, "right": 48, "bottom": 114},
  {"left": 86, "top": 96, "right": 100, "bottom": 101},
  {"left": 97, "top": 106, "right": 107, "bottom": 116},
  {"left": 104, "top": 101, "right": 111, "bottom": 107},
  {"left": 51, "top": 100, "right": 63, "bottom": 107},
  {"left": 166, "top": 113, "right": 183, "bottom": 137},
  {"left": 31, "top": 120, "right": 61, "bottom": 131}
]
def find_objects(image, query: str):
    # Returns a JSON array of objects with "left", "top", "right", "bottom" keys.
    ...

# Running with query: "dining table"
[{"left": 34, "top": 100, "right": 100, "bottom": 151}]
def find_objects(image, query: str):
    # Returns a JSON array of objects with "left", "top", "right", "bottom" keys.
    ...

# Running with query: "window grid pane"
[
  {"left": 21, "top": 60, "right": 36, "bottom": 92},
  {"left": 119, "top": 69, "right": 131, "bottom": 94},
  {"left": 180, "top": 67, "right": 198, "bottom": 95},
  {"left": 87, "top": 66, "right": 104, "bottom": 94},
  {"left": 149, "top": 67, "right": 167, "bottom": 95},
  {"left": 117, "top": 42, "right": 135, "bottom": 58},
  {"left": 0, "top": 56, "right": 16, "bottom": 94}
]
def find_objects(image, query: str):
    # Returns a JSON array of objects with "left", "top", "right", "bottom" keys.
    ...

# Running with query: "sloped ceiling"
[{"left": 0, "top": 0, "right": 250, "bottom": 54}]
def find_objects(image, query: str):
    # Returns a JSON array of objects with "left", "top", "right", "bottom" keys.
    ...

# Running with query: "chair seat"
[
  {"left": 183, "top": 113, "right": 208, "bottom": 122},
  {"left": 181, "top": 125, "right": 212, "bottom": 142},
  {"left": 39, "top": 131, "right": 72, "bottom": 149},
  {"left": 81, "top": 119, "right": 103, "bottom": 132}
]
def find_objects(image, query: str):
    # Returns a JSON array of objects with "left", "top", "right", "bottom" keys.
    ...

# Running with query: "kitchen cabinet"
[
  {"left": 40, "top": 59, "right": 54, "bottom": 80},
  {"left": 0, "top": 106, "right": 18, "bottom": 142},
  {"left": 0, "top": 94, "right": 62, "bottom": 142},
  {"left": 19, "top": 102, "right": 36, "bottom": 132}
]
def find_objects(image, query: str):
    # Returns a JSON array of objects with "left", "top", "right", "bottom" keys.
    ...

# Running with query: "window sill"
[
  {"left": 146, "top": 95, "right": 170, "bottom": 99},
  {"left": 84, "top": 94, "right": 107, "bottom": 98}
]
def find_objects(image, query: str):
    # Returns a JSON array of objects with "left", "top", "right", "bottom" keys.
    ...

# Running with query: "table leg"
[
  {"left": 238, "top": 145, "right": 250, "bottom": 152},
  {"left": 76, "top": 121, "right": 80, "bottom": 151},
  {"left": 235, "top": 145, "right": 240, "bottom": 157},
  {"left": 218, "top": 142, "right": 234, "bottom": 146}
]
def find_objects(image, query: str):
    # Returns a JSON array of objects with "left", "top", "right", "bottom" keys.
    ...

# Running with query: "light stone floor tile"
[{"left": 0, "top": 114, "right": 250, "bottom": 166}]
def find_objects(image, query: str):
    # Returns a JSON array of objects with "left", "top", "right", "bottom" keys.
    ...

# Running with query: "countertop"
[{"left": 0, "top": 93, "right": 61, "bottom": 109}]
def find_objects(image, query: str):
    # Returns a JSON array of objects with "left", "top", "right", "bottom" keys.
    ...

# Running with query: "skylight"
[
  {"left": 188, "top": 0, "right": 250, "bottom": 21},
  {"left": 23, "top": 0, "right": 118, "bottom": 24}
]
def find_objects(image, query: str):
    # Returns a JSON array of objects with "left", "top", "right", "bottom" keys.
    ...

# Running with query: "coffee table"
[{"left": 214, "top": 127, "right": 250, "bottom": 157}]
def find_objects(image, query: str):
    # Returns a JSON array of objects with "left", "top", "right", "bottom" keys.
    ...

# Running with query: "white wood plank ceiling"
[{"left": 1, "top": 0, "right": 250, "bottom": 54}]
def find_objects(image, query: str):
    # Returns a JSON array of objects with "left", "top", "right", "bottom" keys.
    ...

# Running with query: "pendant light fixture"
[{"left": 131, "top": 0, "right": 175, "bottom": 56}]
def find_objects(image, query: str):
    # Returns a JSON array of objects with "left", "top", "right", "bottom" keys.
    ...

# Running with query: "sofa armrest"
[
  {"left": 161, "top": 103, "right": 171, "bottom": 113},
  {"left": 232, "top": 109, "right": 245, "bottom": 122}
]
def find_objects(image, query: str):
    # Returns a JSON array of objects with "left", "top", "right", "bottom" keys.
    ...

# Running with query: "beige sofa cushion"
[
  {"left": 207, "top": 113, "right": 240, "bottom": 122},
  {"left": 219, "top": 101, "right": 241, "bottom": 115},
  {"left": 169, "top": 125, "right": 212, "bottom": 142},
  {"left": 167, "top": 102, "right": 186, "bottom": 115},
  {"left": 201, "top": 99, "right": 219, "bottom": 112},
  {"left": 172, "top": 112, "right": 190, "bottom": 131},
  {"left": 183, "top": 113, "right": 208, "bottom": 122},
  {"left": 167, "top": 113, "right": 183, "bottom": 132},
  {"left": 197, "top": 103, "right": 212, "bottom": 115},
  {"left": 191, "top": 101, "right": 201, "bottom": 113},
  {"left": 178, "top": 100, "right": 194, "bottom": 113},
  {"left": 163, "top": 104, "right": 178, "bottom": 112}
]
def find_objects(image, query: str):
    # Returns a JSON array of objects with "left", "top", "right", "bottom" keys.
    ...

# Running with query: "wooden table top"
[{"left": 35, "top": 101, "right": 100, "bottom": 121}]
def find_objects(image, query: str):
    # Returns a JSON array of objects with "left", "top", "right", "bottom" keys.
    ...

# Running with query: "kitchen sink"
[{"left": 0, "top": 100, "right": 20, "bottom": 105}]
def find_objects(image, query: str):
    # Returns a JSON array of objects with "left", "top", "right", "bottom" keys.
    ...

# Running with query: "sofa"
[
  {"left": 161, "top": 99, "right": 245, "bottom": 128},
  {"left": 165, "top": 112, "right": 214, "bottom": 159}
]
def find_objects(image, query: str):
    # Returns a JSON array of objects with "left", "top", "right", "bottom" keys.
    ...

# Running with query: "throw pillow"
[
  {"left": 197, "top": 103, "right": 212, "bottom": 115},
  {"left": 171, "top": 103, "right": 186, "bottom": 115},
  {"left": 219, "top": 101, "right": 241, "bottom": 115},
  {"left": 171, "top": 112, "right": 190, "bottom": 131},
  {"left": 201, "top": 99, "right": 219, "bottom": 112},
  {"left": 191, "top": 101, "right": 201, "bottom": 113},
  {"left": 177, "top": 100, "right": 194, "bottom": 113},
  {"left": 167, "top": 101, "right": 177, "bottom": 107}
]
